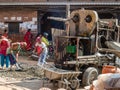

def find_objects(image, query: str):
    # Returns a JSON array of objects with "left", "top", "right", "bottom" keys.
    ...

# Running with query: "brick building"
[{"left": 0, "top": 0, "right": 119, "bottom": 42}]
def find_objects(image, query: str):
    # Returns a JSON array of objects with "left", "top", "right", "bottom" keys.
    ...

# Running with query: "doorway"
[
  {"left": 5, "top": 21, "right": 23, "bottom": 42},
  {"left": 8, "top": 22, "right": 20, "bottom": 34}
]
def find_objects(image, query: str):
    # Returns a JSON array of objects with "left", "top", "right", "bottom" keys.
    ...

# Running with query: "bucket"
[
  {"left": 36, "top": 46, "right": 42, "bottom": 55},
  {"left": 66, "top": 45, "right": 76, "bottom": 54},
  {"left": 102, "top": 65, "right": 116, "bottom": 74}
]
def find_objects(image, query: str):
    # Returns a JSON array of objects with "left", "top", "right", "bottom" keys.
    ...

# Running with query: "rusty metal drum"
[{"left": 70, "top": 9, "right": 98, "bottom": 37}]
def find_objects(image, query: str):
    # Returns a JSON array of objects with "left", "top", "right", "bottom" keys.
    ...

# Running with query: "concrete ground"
[
  {"left": 0, "top": 56, "right": 86, "bottom": 90},
  {"left": 0, "top": 79, "right": 86, "bottom": 90}
]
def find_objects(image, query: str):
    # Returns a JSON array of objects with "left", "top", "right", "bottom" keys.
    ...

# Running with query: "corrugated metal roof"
[{"left": 0, "top": 2, "right": 120, "bottom": 6}]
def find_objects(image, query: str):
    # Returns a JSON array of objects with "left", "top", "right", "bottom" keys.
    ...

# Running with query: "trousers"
[
  {"left": 38, "top": 51, "right": 48, "bottom": 65},
  {"left": 0, "top": 54, "right": 10, "bottom": 68}
]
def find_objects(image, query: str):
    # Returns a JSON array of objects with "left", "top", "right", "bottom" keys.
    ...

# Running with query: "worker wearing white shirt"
[{"left": 36, "top": 40, "right": 48, "bottom": 66}]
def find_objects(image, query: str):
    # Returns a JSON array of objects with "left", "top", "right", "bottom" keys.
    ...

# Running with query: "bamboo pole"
[
  {"left": 116, "top": 19, "right": 120, "bottom": 42},
  {"left": 66, "top": 4, "right": 70, "bottom": 36}
]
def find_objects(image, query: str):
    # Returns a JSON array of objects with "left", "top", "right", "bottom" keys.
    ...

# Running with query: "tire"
[
  {"left": 82, "top": 67, "right": 98, "bottom": 86},
  {"left": 70, "top": 80, "right": 80, "bottom": 89}
]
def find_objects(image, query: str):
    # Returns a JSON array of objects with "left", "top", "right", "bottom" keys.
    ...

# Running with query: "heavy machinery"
[{"left": 49, "top": 9, "right": 120, "bottom": 87}]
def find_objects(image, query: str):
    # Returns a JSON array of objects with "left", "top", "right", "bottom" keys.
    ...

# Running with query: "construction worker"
[{"left": 41, "top": 32, "right": 50, "bottom": 46}]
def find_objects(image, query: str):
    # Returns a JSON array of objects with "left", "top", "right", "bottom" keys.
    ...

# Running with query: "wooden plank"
[{"left": 51, "top": 28, "right": 67, "bottom": 60}]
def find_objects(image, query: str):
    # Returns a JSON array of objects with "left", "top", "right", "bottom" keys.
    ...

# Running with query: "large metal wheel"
[
  {"left": 82, "top": 67, "right": 98, "bottom": 86},
  {"left": 58, "top": 81, "right": 71, "bottom": 90},
  {"left": 70, "top": 80, "right": 80, "bottom": 89}
]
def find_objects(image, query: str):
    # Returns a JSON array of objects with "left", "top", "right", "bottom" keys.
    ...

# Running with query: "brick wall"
[
  {"left": 0, "top": 9, "right": 38, "bottom": 42},
  {"left": 0, "top": 10, "right": 37, "bottom": 22},
  {"left": 0, "top": 0, "right": 46, "bottom": 2},
  {"left": 0, "top": 9, "right": 37, "bottom": 31}
]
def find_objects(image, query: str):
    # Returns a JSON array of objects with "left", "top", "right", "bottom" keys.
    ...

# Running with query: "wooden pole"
[
  {"left": 37, "top": 11, "right": 44, "bottom": 33},
  {"left": 116, "top": 19, "right": 120, "bottom": 42},
  {"left": 66, "top": 4, "right": 70, "bottom": 36}
]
